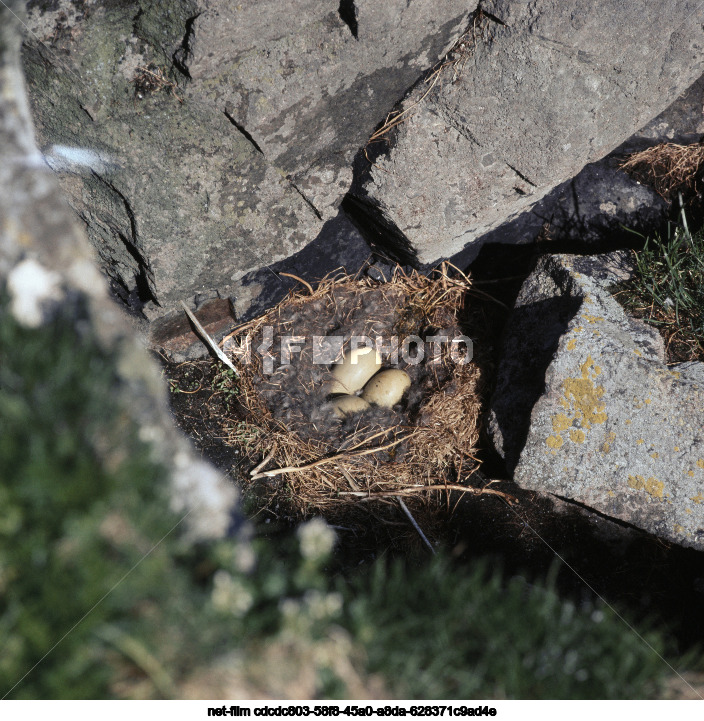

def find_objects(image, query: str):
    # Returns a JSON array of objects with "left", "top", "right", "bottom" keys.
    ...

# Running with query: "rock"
[
  {"left": 351, "top": 0, "right": 704, "bottom": 266},
  {"left": 455, "top": 155, "right": 667, "bottom": 263},
  {"left": 185, "top": 0, "right": 474, "bottom": 219},
  {"left": 634, "top": 71, "right": 704, "bottom": 146},
  {"left": 21, "top": 0, "right": 473, "bottom": 336},
  {"left": 22, "top": 1, "right": 322, "bottom": 324},
  {"left": 1, "top": 1, "right": 238, "bottom": 542},
  {"left": 451, "top": 70, "right": 704, "bottom": 261},
  {"left": 487, "top": 253, "right": 704, "bottom": 552}
]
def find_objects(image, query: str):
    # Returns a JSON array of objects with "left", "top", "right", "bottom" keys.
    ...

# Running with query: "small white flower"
[
  {"left": 7, "top": 258, "right": 62, "bottom": 328},
  {"left": 297, "top": 518, "right": 336, "bottom": 562},
  {"left": 233, "top": 543, "right": 256, "bottom": 574},
  {"left": 211, "top": 570, "right": 253, "bottom": 617},
  {"left": 280, "top": 598, "right": 302, "bottom": 620},
  {"left": 304, "top": 590, "right": 343, "bottom": 621}
]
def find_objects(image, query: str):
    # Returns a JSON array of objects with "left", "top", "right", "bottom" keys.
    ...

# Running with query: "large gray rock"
[
  {"left": 21, "top": 0, "right": 473, "bottom": 332},
  {"left": 453, "top": 70, "right": 704, "bottom": 261},
  {"left": 488, "top": 253, "right": 704, "bottom": 552},
  {"left": 23, "top": 0, "right": 322, "bottom": 324},
  {"left": 2, "top": 1, "right": 238, "bottom": 541},
  {"left": 185, "top": 0, "right": 474, "bottom": 219},
  {"left": 351, "top": 0, "right": 704, "bottom": 266}
]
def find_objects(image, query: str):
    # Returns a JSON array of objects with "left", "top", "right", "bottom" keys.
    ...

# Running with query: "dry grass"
[
  {"left": 219, "top": 264, "right": 513, "bottom": 528},
  {"left": 133, "top": 64, "right": 183, "bottom": 103},
  {"left": 619, "top": 142, "right": 704, "bottom": 200}
]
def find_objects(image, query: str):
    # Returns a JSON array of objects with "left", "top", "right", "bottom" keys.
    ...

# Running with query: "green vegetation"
[
  {"left": 346, "top": 560, "right": 668, "bottom": 699},
  {"left": 621, "top": 205, "right": 704, "bottom": 362},
  {"left": 0, "top": 293, "right": 201, "bottom": 698},
  {"left": 0, "top": 288, "right": 683, "bottom": 699}
]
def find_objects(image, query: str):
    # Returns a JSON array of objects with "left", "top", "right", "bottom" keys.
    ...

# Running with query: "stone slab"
[
  {"left": 488, "top": 253, "right": 704, "bottom": 551},
  {"left": 352, "top": 0, "right": 704, "bottom": 266}
]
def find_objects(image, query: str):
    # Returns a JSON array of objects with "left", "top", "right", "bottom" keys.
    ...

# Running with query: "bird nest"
[{"left": 219, "top": 264, "right": 507, "bottom": 527}]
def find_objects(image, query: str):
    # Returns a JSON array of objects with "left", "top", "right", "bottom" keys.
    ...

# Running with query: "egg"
[
  {"left": 330, "top": 394, "right": 371, "bottom": 419},
  {"left": 325, "top": 346, "right": 382, "bottom": 395},
  {"left": 361, "top": 369, "right": 411, "bottom": 408}
]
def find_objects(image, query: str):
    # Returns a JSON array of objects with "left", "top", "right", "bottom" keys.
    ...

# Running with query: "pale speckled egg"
[
  {"left": 330, "top": 394, "right": 371, "bottom": 419},
  {"left": 325, "top": 346, "right": 382, "bottom": 395},
  {"left": 361, "top": 369, "right": 411, "bottom": 408}
]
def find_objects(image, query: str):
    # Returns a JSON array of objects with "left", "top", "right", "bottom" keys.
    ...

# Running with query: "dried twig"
[
  {"left": 340, "top": 484, "right": 518, "bottom": 504},
  {"left": 397, "top": 496, "right": 436, "bottom": 554},
  {"left": 279, "top": 272, "right": 314, "bottom": 295},
  {"left": 250, "top": 433, "right": 416, "bottom": 480},
  {"left": 133, "top": 65, "right": 183, "bottom": 103}
]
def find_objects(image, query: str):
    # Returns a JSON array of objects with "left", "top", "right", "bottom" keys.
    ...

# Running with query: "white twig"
[
  {"left": 180, "top": 301, "right": 238, "bottom": 375},
  {"left": 679, "top": 191, "right": 691, "bottom": 239},
  {"left": 250, "top": 450, "right": 275, "bottom": 477},
  {"left": 397, "top": 496, "right": 435, "bottom": 555}
]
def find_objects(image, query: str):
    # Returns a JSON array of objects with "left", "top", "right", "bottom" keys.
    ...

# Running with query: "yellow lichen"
[
  {"left": 581, "top": 313, "right": 605, "bottom": 324},
  {"left": 650, "top": 452, "right": 659, "bottom": 459},
  {"left": 697, "top": 459, "right": 704, "bottom": 469},
  {"left": 601, "top": 431, "right": 616, "bottom": 454},
  {"left": 552, "top": 413, "right": 572, "bottom": 433},
  {"left": 547, "top": 354, "right": 608, "bottom": 449},
  {"left": 627, "top": 474, "right": 665, "bottom": 498},
  {"left": 561, "top": 356, "right": 607, "bottom": 429},
  {"left": 691, "top": 494, "right": 704, "bottom": 504},
  {"left": 637, "top": 439, "right": 644, "bottom": 445},
  {"left": 566, "top": 338, "right": 577, "bottom": 351}
]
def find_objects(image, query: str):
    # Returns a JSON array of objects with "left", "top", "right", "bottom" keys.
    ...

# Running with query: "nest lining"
[{"left": 220, "top": 265, "right": 499, "bottom": 523}]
